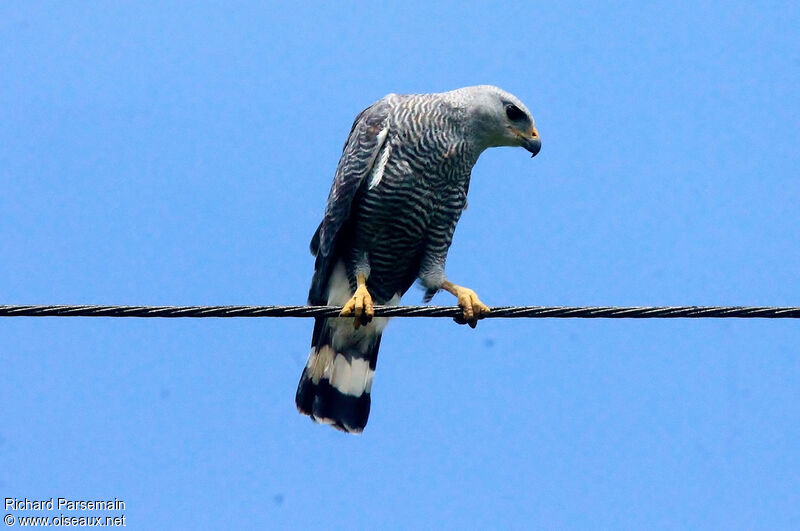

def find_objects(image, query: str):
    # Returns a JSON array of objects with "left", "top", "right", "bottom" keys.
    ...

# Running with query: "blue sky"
[{"left": 1, "top": 1, "right": 799, "bottom": 529}]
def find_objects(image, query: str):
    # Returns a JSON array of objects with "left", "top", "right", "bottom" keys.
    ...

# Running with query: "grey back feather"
[{"left": 308, "top": 99, "right": 392, "bottom": 303}]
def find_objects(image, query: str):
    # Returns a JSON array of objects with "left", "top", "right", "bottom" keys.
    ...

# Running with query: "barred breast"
[{"left": 345, "top": 95, "right": 479, "bottom": 303}]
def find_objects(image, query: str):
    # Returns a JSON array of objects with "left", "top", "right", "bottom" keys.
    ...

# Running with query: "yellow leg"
[
  {"left": 340, "top": 273, "right": 374, "bottom": 329},
  {"left": 441, "top": 280, "right": 490, "bottom": 328}
]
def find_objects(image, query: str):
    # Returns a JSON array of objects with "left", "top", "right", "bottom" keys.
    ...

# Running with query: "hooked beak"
[
  {"left": 523, "top": 136, "right": 541, "bottom": 158},
  {"left": 522, "top": 127, "right": 541, "bottom": 158}
]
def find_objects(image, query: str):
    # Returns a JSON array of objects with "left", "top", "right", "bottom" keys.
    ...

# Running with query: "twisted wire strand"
[{"left": 1, "top": 304, "right": 799, "bottom": 319}]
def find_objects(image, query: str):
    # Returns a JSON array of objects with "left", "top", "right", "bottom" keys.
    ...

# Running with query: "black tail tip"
[{"left": 296, "top": 378, "right": 371, "bottom": 434}]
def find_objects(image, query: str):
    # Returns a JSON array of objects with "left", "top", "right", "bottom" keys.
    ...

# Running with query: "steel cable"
[{"left": 1, "top": 304, "right": 798, "bottom": 319}]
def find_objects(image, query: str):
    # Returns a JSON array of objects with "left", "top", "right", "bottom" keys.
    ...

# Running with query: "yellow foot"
[
  {"left": 443, "top": 281, "right": 490, "bottom": 329},
  {"left": 340, "top": 284, "right": 374, "bottom": 329}
]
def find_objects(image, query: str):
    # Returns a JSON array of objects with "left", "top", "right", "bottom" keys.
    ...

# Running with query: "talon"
[
  {"left": 340, "top": 282, "right": 373, "bottom": 329},
  {"left": 442, "top": 280, "right": 489, "bottom": 328},
  {"left": 456, "top": 288, "right": 488, "bottom": 326}
]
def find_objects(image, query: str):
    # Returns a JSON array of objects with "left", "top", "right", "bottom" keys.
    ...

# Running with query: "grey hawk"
[{"left": 296, "top": 85, "right": 541, "bottom": 433}]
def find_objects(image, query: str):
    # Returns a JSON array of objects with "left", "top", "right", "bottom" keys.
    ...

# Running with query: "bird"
[{"left": 295, "top": 85, "right": 541, "bottom": 433}]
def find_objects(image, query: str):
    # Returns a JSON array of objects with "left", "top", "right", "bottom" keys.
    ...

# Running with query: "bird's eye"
[{"left": 505, "top": 104, "right": 525, "bottom": 121}]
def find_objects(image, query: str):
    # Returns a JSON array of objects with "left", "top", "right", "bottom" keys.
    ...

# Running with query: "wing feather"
[{"left": 308, "top": 98, "right": 392, "bottom": 303}]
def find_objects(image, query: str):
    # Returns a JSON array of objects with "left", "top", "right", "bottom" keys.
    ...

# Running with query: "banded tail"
[
  {"left": 299, "top": 259, "right": 400, "bottom": 433},
  {"left": 295, "top": 316, "right": 382, "bottom": 433}
]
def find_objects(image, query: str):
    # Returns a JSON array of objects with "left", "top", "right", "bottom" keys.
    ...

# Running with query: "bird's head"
[{"left": 458, "top": 85, "right": 541, "bottom": 157}]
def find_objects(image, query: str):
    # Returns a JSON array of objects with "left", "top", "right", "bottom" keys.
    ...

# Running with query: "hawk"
[{"left": 296, "top": 85, "right": 541, "bottom": 433}]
